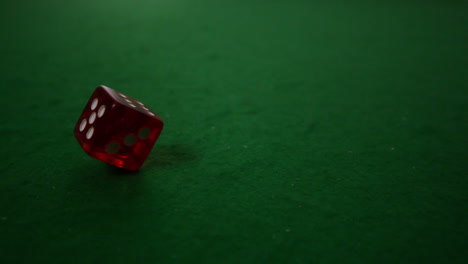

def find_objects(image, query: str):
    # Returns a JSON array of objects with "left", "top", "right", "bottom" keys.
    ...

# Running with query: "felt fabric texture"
[{"left": 0, "top": 0, "right": 466, "bottom": 263}]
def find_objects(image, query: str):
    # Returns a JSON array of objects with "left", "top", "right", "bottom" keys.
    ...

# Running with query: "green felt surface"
[{"left": 0, "top": 0, "right": 467, "bottom": 263}]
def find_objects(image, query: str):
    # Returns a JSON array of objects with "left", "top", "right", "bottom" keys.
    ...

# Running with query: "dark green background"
[{"left": 0, "top": 0, "right": 466, "bottom": 263}]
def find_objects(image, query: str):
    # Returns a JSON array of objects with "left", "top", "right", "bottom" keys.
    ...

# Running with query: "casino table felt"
[{"left": 0, "top": 0, "right": 467, "bottom": 263}]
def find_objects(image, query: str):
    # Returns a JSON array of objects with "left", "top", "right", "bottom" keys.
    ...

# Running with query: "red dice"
[{"left": 74, "top": 85, "right": 164, "bottom": 170}]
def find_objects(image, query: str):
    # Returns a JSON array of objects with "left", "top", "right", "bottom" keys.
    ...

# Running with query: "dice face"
[{"left": 74, "top": 85, "right": 164, "bottom": 170}]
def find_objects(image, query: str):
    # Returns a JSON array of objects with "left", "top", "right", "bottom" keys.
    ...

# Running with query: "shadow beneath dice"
[
  {"left": 145, "top": 144, "right": 197, "bottom": 168},
  {"left": 65, "top": 144, "right": 195, "bottom": 203},
  {"left": 86, "top": 164, "right": 143, "bottom": 195},
  {"left": 106, "top": 164, "right": 141, "bottom": 175},
  {"left": 61, "top": 144, "right": 197, "bottom": 229}
]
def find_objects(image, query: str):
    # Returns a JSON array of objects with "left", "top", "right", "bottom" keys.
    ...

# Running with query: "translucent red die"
[{"left": 74, "top": 85, "right": 164, "bottom": 170}]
